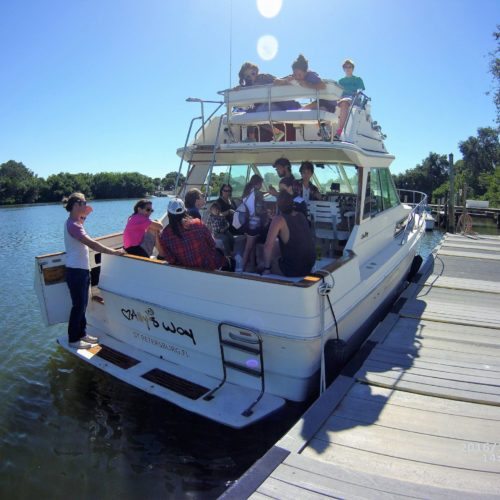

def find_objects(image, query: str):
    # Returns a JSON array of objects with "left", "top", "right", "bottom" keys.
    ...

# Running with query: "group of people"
[
  {"left": 62, "top": 159, "right": 321, "bottom": 349},
  {"left": 238, "top": 54, "right": 365, "bottom": 140}
]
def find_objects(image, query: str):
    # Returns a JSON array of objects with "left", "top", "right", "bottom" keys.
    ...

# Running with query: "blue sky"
[{"left": 0, "top": 0, "right": 498, "bottom": 179}]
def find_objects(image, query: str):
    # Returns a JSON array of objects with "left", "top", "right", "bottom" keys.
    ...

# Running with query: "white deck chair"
[{"left": 309, "top": 201, "right": 339, "bottom": 241}]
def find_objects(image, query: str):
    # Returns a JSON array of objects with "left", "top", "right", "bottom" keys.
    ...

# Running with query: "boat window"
[
  {"left": 363, "top": 168, "right": 400, "bottom": 219},
  {"left": 314, "top": 164, "right": 358, "bottom": 195},
  {"left": 379, "top": 168, "right": 400, "bottom": 209},
  {"left": 204, "top": 165, "right": 249, "bottom": 200}
]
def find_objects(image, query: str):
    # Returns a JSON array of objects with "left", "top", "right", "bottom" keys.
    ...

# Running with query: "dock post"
[{"left": 447, "top": 153, "right": 455, "bottom": 233}]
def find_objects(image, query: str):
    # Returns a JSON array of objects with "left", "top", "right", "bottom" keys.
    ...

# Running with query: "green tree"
[
  {"left": 162, "top": 171, "right": 185, "bottom": 191},
  {"left": 488, "top": 25, "right": 500, "bottom": 125},
  {"left": 393, "top": 152, "right": 449, "bottom": 202},
  {"left": 458, "top": 127, "right": 499, "bottom": 197},
  {"left": 0, "top": 160, "right": 42, "bottom": 204},
  {"left": 481, "top": 167, "right": 500, "bottom": 207}
]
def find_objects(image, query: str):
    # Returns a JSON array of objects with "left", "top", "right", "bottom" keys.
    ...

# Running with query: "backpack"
[{"left": 232, "top": 200, "right": 250, "bottom": 230}]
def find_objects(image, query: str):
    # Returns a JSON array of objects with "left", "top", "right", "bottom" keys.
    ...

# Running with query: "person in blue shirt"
[
  {"left": 184, "top": 188, "right": 205, "bottom": 220},
  {"left": 336, "top": 59, "right": 365, "bottom": 139}
]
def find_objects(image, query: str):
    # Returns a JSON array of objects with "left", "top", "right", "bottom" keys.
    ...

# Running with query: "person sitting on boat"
[
  {"left": 123, "top": 199, "right": 163, "bottom": 258},
  {"left": 206, "top": 201, "right": 233, "bottom": 255},
  {"left": 240, "top": 174, "right": 269, "bottom": 272},
  {"left": 237, "top": 61, "right": 300, "bottom": 127},
  {"left": 279, "top": 176, "right": 308, "bottom": 220},
  {"left": 63, "top": 193, "right": 124, "bottom": 350},
  {"left": 297, "top": 161, "right": 322, "bottom": 202},
  {"left": 184, "top": 188, "right": 205, "bottom": 220},
  {"left": 159, "top": 198, "right": 233, "bottom": 271},
  {"left": 238, "top": 61, "right": 275, "bottom": 88},
  {"left": 275, "top": 54, "right": 335, "bottom": 113},
  {"left": 216, "top": 183, "right": 238, "bottom": 229},
  {"left": 335, "top": 59, "right": 365, "bottom": 139},
  {"left": 268, "top": 157, "right": 298, "bottom": 197},
  {"left": 259, "top": 191, "right": 316, "bottom": 277}
]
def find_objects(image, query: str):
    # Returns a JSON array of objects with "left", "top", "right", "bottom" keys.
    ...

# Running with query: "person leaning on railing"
[{"left": 274, "top": 54, "right": 336, "bottom": 113}]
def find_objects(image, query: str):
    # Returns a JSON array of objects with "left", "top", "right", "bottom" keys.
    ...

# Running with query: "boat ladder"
[{"left": 203, "top": 323, "right": 265, "bottom": 417}]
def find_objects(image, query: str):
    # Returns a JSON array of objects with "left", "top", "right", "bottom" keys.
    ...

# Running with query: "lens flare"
[
  {"left": 257, "top": 35, "right": 278, "bottom": 61},
  {"left": 256, "top": 0, "right": 283, "bottom": 18}
]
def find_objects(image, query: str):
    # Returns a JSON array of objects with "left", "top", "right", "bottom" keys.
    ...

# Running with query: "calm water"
[{"left": 0, "top": 200, "right": 491, "bottom": 499}]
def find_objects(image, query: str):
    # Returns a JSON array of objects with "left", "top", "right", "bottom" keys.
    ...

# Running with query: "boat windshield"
[{"left": 204, "top": 163, "right": 358, "bottom": 199}]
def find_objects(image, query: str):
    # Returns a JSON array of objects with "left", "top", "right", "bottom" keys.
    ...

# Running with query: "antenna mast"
[{"left": 229, "top": 0, "right": 233, "bottom": 88}]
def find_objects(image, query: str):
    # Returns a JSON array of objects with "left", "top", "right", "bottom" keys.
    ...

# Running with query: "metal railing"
[{"left": 397, "top": 189, "right": 427, "bottom": 244}]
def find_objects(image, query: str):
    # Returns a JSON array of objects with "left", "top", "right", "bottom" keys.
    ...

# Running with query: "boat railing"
[
  {"left": 397, "top": 189, "right": 427, "bottom": 243},
  {"left": 176, "top": 98, "right": 225, "bottom": 194}
]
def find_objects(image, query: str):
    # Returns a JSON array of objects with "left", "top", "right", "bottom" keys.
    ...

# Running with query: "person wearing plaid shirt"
[
  {"left": 159, "top": 198, "right": 227, "bottom": 270},
  {"left": 206, "top": 201, "right": 233, "bottom": 255}
]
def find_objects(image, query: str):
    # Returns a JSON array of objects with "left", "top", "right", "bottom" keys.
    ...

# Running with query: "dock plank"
[
  {"left": 357, "top": 370, "right": 500, "bottom": 405},
  {"left": 438, "top": 249, "right": 500, "bottom": 260},
  {"left": 347, "top": 382, "right": 500, "bottom": 420},
  {"left": 258, "top": 453, "right": 468, "bottom": 499},
  {"left": 302, "top": 441, "right": 500, "bottom": 495},
  {"left": 380, "top": 317, "right": 500, "bottom": 348},
  {"left": 332, "top": 392, "right": 500, "bottom": 441},
  {"left": 423, "top": 275, "right": 500, "bottom": 294},
  {"left": 310, "top": 414, "right": 500, "bottom": 473},
  {"left": 368, "top": 347, "right": 500, "bottom": 378}
]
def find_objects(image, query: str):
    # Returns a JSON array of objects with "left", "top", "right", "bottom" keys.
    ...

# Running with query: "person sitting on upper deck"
[
  {"left": 237, "top": 62, "right": 300, "bottom": 117},
  {"left": 297, "top": 161, "right": 322, "bottom": 203},
  {"left": 159, "top": 198, "right": 233, "bottom": 271},
  {"left": 275, "top": 54, "right": 335, "bottom": 113},
  {"left": 268, "top": 157, "right": 298, "bottom": 197},
  {"left": 335, "top": 59, "right": 365, "bottom": 139},
  {"left": 259, "top": 191, "right": 315, "bottom": 277},
  {"left": 123, "top": 199, "right": 163, "bottom": 258},
  {"left": 184, "top": 188, "right": 205, "bottom": 220}
]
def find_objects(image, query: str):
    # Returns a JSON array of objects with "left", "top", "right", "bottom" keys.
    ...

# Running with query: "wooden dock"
[{"left": 222, "top": 233, "right": 500, "bottom": 499}]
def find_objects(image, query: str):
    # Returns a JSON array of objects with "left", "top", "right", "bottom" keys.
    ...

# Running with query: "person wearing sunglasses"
[
  {"left": 64, "top": 192, "right": 124, "bottom": 350},
  {"left": 237, "top": 62, "right": 275, "bottom": 88},
  {"left": 123, "top": 199, "right": 163, "bottom": 258},
  {"left": 335, "top": 59, "right": 365, "bottom": 139},
  {"left": 216, "top": 184, "right": 237, "bottom": 226}
]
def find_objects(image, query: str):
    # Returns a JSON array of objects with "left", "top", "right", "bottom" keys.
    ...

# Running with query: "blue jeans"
[{"left": 66, "top": 267, "right": 90, "bottom": 343}]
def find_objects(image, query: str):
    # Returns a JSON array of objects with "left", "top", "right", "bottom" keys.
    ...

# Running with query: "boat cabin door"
[{"left": 34, "top": 253, "right": 72, "bottom": 326}]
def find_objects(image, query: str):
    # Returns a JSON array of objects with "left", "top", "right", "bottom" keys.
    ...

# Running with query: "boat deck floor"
[{"left": 222, "top": 233, "right": 500, "bottom": 498}]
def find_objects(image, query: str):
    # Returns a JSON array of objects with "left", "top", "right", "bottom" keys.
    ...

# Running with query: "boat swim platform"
[{"left": 221, "top": 233, "right": 500, "bottom": 498}]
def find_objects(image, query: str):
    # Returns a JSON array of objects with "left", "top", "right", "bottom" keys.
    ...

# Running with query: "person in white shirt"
[{"left": 64, "top": 193, "right": 124, "bottom": 350}]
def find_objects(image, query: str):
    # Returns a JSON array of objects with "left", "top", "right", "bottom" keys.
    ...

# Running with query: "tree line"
[
  {"left": 0, "top": 162, "right": 185, "bottom": 205},
  {"left": 393, "top": 126, "right": 499, "bottom": 207},
  {"left": 394, "top": 26, "right": 499, "bottom": 207}
]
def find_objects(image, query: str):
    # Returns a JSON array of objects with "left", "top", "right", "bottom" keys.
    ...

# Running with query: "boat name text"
[{"left": 121, "top": 307, "right": 196, "bottom": 345}]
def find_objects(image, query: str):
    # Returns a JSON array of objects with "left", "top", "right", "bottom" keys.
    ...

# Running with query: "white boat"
[
  {"left": 35, "top": 81, "right": 426, "bottom": 428},
  {"left": 424, "top": 209, "right": 436, "bottom": 231}
]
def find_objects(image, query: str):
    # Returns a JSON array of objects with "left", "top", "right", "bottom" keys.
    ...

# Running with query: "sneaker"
[
  {"left": 273, "top": 131, "right": 285, "bottom": 142},
  {"left": 69, "top": 339, "right": 94, "bottom": 350},
  {"left": 81, "top": 334, "right": 99, "bottom": 344}
]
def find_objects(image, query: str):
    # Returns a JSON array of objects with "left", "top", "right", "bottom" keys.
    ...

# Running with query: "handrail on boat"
[{"left": 397, "top": 189, "right": 427, "bottom": 244}]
